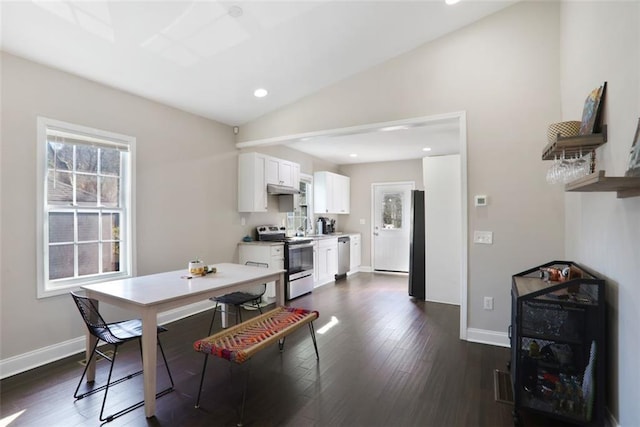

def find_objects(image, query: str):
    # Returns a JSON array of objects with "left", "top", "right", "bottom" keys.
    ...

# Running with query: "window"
[
  {"left": 382, "top": 192, "right": 403, "bottom": 229},
  {"left": 37, "top": 117, "right": 135, "bottom": 298}
]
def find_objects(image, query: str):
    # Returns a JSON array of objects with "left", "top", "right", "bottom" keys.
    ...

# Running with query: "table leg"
[
  {"left": 141, "top": 309, "right": 158, "bottom": 418},
  {"left": 276, "top": 271, "right": 285, "bottom": 307},
  {"left": 221, "top": 303, "right": 229, "bottom": 328}
]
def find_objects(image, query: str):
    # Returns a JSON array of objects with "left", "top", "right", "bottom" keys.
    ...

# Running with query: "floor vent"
[
  {"left": 494, "top": 369, "right": 514, "bottom": 404},
  {"left": 78, "top": 350, "right": 115, "bottom": 367}
]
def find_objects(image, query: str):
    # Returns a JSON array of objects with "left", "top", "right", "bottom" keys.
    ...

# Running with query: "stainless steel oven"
[
  {"left": 285, "top": 239, "right": 314, "bottom": 300},
  {"left": 256, "top": 226, "right": 315, "bottom": 301}
]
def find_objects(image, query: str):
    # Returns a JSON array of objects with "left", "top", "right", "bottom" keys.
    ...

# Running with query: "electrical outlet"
[
  {"left": 360, "top": 218, "right": 366, "bottom": 225},
  {"left": 241, "top": 217, "right": 246, "bottom": 226},
  {"left": 483, "top": 296, "right": 494, "bottom": 310}
]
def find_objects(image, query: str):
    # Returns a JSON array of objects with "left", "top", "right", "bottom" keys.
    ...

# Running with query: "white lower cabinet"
[
  {"left": 238, "top": 242, "right": 284, "bottom": 302},
  {"left": 317, "top": 237, "right": 338, "bottom": 285},
  {"left": 349, "top": 233, "right": 361, "bottom": 274}
]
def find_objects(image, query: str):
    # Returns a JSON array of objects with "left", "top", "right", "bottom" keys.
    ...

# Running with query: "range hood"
[{"left": 267, "top": 183, "right": 300, "bottom": 195}]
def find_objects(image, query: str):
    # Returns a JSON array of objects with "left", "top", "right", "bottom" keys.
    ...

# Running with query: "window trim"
[{"left": 36, "top": 117, "right": 136, "bottom": 298}]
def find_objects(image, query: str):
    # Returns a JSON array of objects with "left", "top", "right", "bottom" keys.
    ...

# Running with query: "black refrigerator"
[{"left": 408, "top": 190, "right": 425, "bottom": 300}]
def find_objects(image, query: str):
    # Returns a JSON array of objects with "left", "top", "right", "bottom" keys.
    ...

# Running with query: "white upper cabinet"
[
  {"left": 314, "top": 171, "right": 350, "bottom": 214},
  {"left": 238, "top": 152, "right": 301, "bottom": 212},
  {"left": 266, "top": 156, "right": 297, "bottom": 187},
  {"left": 238, "top": 152, "right": 267, "bottom": 212}
]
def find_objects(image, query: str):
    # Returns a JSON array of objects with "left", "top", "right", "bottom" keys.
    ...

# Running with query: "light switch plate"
[{"left": 473, "top": 231, "right": 493, "bottom": 244}]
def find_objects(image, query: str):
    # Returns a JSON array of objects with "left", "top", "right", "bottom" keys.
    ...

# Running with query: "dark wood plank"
[{"left": 0, "top": 273, "right": 572, "bottom": 426}]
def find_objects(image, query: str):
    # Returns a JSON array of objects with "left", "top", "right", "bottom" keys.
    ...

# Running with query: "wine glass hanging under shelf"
[{"left": 541, "top": 125, "right": 607, "bottom": 161}]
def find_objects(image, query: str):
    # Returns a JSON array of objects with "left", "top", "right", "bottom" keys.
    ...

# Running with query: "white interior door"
[{"left": 372, "top": 183, "right": 413, "bottom": 272}]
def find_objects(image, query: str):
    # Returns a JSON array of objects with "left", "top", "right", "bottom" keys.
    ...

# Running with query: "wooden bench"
[{"left": 193, "top": 306, "right": 320, "bottom": 425}]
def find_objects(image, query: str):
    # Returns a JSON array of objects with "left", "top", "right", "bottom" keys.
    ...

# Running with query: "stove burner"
[{"left": 255, "top": 225, "right": 312, "bottom": 244}]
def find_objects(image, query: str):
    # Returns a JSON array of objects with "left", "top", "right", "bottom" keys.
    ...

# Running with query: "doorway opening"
[{"left": 371, "top": 182, "right": 414, "bottom": 273}]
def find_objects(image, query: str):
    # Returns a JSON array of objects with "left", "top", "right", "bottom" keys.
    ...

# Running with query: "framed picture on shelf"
[
  {"left": 579, "top": 81, "right": 607, "bottom": 135},
  {"left": 625, "top": 118, "right": 640, "bottom": 177}
]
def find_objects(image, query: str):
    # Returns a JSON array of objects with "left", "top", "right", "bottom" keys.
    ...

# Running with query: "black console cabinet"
[{"left": 510, "top": 261, "right": 605, "bottom": 426}]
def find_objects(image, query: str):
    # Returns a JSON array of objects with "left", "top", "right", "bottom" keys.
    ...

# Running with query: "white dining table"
[{"left": 81, "top": 262, "right": 286, "bottom": 418}]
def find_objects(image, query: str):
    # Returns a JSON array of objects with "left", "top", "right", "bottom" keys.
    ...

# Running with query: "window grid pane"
[
  {"left": 49, "top": 244, "right": 75, "bottom": 280},
  {"left": 49, "top": 212, "right": 74, "bottom": 243},
  {"left": 78, "top": 243, "right": 99, "bottom": 276},
  {"left": 77, "top": 212, "right": 99, "bottom": 242}
]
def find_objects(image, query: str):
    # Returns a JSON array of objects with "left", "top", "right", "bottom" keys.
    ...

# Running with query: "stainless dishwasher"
[{"left": 336, "top": 236, "right": 350, "bottom": 280}]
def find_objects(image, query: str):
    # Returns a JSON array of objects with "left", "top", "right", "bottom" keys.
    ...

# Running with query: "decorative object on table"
[
  {"left": 547, "top": 120, "right": 581, "bottom": 144},
  {"left": 188, "top": 259, "right": 206, "bottom": 276},
  {"left": 242, "top": 235, "right": 253, "bottom": 242},
  {"left": 625, "top": 117, "right": 640, "bottom": 177},
  {"left": 578, "top": 81, "right": 607, "bottom": 135}
]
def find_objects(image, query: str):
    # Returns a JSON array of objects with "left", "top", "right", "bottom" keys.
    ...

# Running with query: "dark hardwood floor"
[{"left": 1, "top": 273, "right": 568, "bottom": 427}]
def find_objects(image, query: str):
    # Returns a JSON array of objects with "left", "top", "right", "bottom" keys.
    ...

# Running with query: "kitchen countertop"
[
  {"left": 306, "top": 232, "right": 359, "bottom": 239},
  {"left": 238, "top": 240, "right": 284, "bottom": 246},
  {"left": 238, "top": 232, "right": 361, "bottom": 245}
]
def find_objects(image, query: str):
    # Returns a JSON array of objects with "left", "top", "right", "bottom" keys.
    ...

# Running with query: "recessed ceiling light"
[
  {"left": 349, "top": 153, "right": 358, "bottom": 158},
  {"left": 445, "top": 0, "right": 461, "bottom": 5},
  {"left": 254, "top": 88, "right": 268, "bottom": 98},
  {"left": 422, "top": 147, "right": 432, "bottom": 152},
  {"left": 228, "top": 5, "right": 243, "bottom": 18}
]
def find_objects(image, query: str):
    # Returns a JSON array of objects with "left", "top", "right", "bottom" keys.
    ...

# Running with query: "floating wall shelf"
[
  {"left": 565, "top": 170, "right": 640, "bottom": 198},
  {"left": 541, "top": 125, "right": 607, "bottom": 161}
]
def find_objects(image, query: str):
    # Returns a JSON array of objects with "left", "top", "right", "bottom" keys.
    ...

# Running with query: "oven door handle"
[
  {"left": 288, "top": 242, "right": 315, "bottom": 249},
  {"left": 290, "top": 269, "right": 314, "bottom": 281}
]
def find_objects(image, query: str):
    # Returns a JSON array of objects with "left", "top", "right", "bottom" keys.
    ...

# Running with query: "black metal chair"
[
  {"left": 207, "top": 262, "right": 268, "bottom": 335},
  {"left": 70, "top": 292, "right": 174, "bottom": 423}
]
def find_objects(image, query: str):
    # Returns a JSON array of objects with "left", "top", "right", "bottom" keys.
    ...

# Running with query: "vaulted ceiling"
[{"left": 1, "top": 1, "right": 517, "bottom": 125}]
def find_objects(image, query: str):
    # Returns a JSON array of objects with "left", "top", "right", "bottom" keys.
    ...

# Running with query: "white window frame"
[{"left": 36, "top": 117, "right": 136, "bottom": 298}]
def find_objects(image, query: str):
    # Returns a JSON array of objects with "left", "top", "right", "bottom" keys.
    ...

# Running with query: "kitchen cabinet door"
[
  {"left": 266, "top": 156, "right": 297, "bottom": 187},
  {"left": 238, "top": 152, "right": 267, "bottom": 212},
  {"left": 334, "top": 173, "right": 350, "bottom": 214},
  {"left": 314, "top": 171, "right": 350, "bottom": 214},
  {"left": 317, "top": 238, "right": 338, "bottom": 284},
  {"left": 349, "top": 234, "right": 361, "bottom": 273}
]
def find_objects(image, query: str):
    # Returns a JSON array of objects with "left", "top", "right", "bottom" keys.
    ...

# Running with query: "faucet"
[{"left": 302, "top": 217, "right": 311, "bottom": 236}]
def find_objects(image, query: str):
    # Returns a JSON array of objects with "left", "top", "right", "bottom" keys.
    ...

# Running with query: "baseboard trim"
[
  {"left": 0, "top": 300, "right": 213, "bottom": 380},
  {"left": 466, "top": 327, "right": 510, "bottom": 348}
]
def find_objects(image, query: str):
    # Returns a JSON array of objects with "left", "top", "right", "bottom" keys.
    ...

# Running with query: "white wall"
[
  {"left": 0, "top": 52, "right": 241, "bottom": 365},
  {"left": 0, "top": 53, "right": 345, "bottom": 375},
  {"left": 560, "top": 2, "right": 640, "bottom": 425},
  {"left": 240, "top": 1, "right": 565, "bottom": 337},
  {"left": 423, "top": 155, "right": 461, "bottom": 305},
  {"left": 339, "top": 159, "right": 424, "bottom": 269}
]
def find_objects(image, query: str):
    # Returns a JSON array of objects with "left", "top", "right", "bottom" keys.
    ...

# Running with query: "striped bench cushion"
[{"left": 193, "top": 306, "right": 319, "bottom": 364}]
